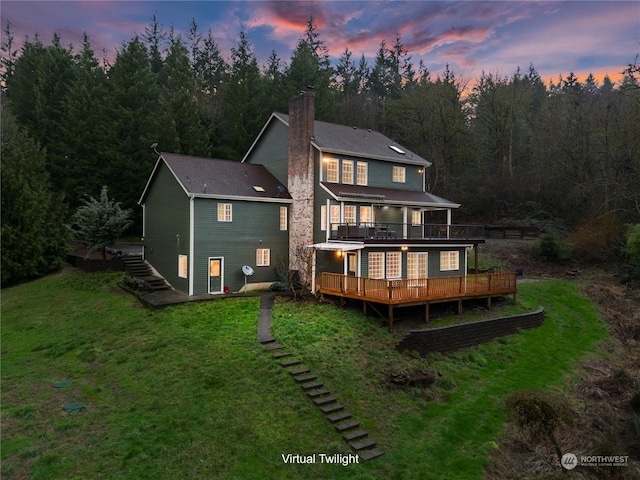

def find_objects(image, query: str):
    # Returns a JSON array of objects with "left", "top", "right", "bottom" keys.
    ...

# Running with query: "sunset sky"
[{"left": 2, "top": 1, "right": 639, "bottom": 86}]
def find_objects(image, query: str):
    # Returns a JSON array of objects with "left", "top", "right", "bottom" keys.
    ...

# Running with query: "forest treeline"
[{"left": 1, "top": 17, "right": 639, "bottom": 270}]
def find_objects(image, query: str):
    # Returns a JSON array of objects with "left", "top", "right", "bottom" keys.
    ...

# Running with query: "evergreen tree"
[
  {"left": 103, "top": 36, "right": 161, "bottom": 226},
  {"left": 142, "top": 14, "right": 166, "bottom": 74},
  {"left": 285, "top": 16, "right": 335, "bottom": 120},
  {"left": 1, "top": 101, "right": 69, "bottom": 287},
  {"left": 55, "top": 33, "right": 110, "bottom": 207},
  {"left": 219, "top": 31, "right": 264, "bottom": 159},
  {"left": 1, "top": 21, "right": 18, "bottom": 90},
  {"left": 6, "top": 33, "right": 76, "bottom": 181},
  {"left": 158, "top": 36, "right": 208, "bottom": 155},
  {"left": 71, "top": 186, "right": 133, "bottom": 260}
]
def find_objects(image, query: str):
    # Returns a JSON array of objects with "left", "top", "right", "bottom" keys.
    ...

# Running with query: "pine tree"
[
  {"left": 158, "top": 36, "right": 207, "bottom": 155},
  {"left": 103, "top": 36, "right": 161, "bottom": 226},
  {"left": 219, "top": 31, "right": 264, "bottom": 159},
  {"left": 56, "top": 33, "right": 110, "bottom": 207}
]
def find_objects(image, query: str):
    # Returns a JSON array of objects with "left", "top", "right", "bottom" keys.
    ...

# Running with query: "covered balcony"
[{"left": 329, "top": 223, "right": 484, "bottom": 241}]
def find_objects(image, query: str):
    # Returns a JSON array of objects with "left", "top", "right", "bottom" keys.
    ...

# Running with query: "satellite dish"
[{"left": 242, "top": 265, "right": 254, "bottom": 276}]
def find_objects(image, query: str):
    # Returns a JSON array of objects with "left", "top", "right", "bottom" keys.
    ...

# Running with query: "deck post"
[
  {"left": 425, "top": 302, "right": 430, "bottom": 323},
  {"left": 363, "top": 301, "right": 368, "bottom": 316},
  {"left": 457, "top": 299, "right": 462, "bottom": 315},
  {"left": 388, "top": 304, "right": 394, "bottom": 332},
  {"left": 487, "top": 296, "right": 492, "bottom": 309}
]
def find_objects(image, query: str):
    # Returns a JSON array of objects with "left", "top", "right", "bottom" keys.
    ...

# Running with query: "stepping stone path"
[{"left": 257, "top": 294, "right": 384, "bottom": 461}]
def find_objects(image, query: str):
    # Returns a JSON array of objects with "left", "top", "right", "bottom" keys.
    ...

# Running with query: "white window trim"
[
  {"left": 360, "top": 205, "right": 372, "bottom": 227},
  {"left": 392, "top": 166, "right": 406, "bottom": 183},
  {"left": 440, "top": 251, "right": 460, "bottom": 271},
  {"left": 217, "top": 203, "right": 232, "bottom": 222},
  {"left": 342, "top": 160, "right": 354, "bottom": 185},
  {"left": 357, "top": 161, "right": 368, "bottom": 186},
  {"left": 368, "top": 252, "right": 385, "bottom": 279},
  {"left": 256, "top": 248, "right": 271, "bottom": 267},
  {"left": 407, "top": 252, "right": 428, "bottom": 280},
  {"left": 411, "top": 210, "right": 422, "bottom": 226},
  {"left": 178, "top": 255, "right": 188, "bottom": 278},
  {"left": 326, "top": 158, "right": 339, "bottom": 183},
  {"left": 344, "top": 205, "right": 356, "bottom": 225},
  {"left": 386, "top": 252, "right": 402, "bottom": 279},
  {"left": 330, "top": 205, "right": 341, "bottom": 231},
  {"left": 280, "top": 206, "right": 288, "bottom": 231}
]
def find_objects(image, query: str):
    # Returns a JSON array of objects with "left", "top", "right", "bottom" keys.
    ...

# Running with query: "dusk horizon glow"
[{"left": 2, "top": 1, "right": 639, "bottom": 87}]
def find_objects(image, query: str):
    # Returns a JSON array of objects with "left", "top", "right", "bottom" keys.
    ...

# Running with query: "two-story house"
[
  {"left": 140, "top": 89, "right": 516, "bottom": 325},
  {"left": 139, "top": 154, "right": 291, "bottom": 295},
  {"left": 243, "top": 90, "right": 483, "bottom": 292}
]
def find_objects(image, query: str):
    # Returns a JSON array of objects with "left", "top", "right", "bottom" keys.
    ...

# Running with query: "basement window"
[{"left": 178, "top": 255, "right": 188, "bottom": 278}]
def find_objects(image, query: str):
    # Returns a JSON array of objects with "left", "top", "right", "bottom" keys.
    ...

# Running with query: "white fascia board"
[
  {"left": 190, "top": 193, "right": 293, "bottom": 204},
  {"left": 139, "top": 155, "right": 192, "bottom": 205},
  {"left": 314, "top": 145, "right": 431, "bottom": 167},
  {"left": 241, "top": 112, "right": 288, "bottom": 163}
]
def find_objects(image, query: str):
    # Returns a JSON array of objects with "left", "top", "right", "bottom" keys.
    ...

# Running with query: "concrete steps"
[{"left": 258, "top": 296, "right": 384, "bottom": 461}]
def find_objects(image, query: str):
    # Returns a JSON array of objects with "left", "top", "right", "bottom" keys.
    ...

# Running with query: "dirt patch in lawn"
[{"left": 483, "top": 241, "right": 640, "bottom": 479}]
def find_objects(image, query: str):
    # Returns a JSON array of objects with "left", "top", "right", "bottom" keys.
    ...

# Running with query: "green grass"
[{"left": 1, "top": 270, "right": 608, "bottom": 479}]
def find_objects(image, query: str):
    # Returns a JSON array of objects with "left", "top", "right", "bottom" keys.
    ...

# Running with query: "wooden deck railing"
[{"left": 316, "top": 271, "right": 517, "bottom": 305}]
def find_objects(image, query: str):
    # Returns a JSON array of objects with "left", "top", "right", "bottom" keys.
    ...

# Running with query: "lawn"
[{"left": 1, "top": 269, "right": 608, "bottom": 479}]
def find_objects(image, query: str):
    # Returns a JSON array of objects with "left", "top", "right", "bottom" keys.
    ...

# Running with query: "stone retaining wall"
[{"left": 396, "top": 307, "right": 545, "bottom": 355}]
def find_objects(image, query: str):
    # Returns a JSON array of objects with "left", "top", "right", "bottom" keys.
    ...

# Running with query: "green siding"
[
  {"left": 243, "top": 120, "right": 289, "bottom": 185},
  {"left": 142, "top": 162, "right": 190, "bottom": 293},
  {"left": 192, "top": 198, "right": 289, "bottom": 294}
]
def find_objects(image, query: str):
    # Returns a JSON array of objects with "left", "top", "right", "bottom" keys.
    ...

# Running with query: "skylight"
[
  {"left": 389, "top": 145, "right": 405, "bottom": 154},
  {"left": 252, "top": 186, "right": 265, "bottom": 192}
]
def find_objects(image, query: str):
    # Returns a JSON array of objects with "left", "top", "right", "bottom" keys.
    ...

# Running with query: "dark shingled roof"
[
  {"left": 141, "top": 152, "right": 291, "bottom": 202},
  {"left": 321, "top": 182, "right": 459, "bottom": 208},
  {"left": 274, "top": 113, "right": 430, "bottom": 166}
]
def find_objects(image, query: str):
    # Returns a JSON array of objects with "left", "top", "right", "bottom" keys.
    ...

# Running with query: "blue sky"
[{"left": 2, "top": 1, "right": 639, "bottom": 86}]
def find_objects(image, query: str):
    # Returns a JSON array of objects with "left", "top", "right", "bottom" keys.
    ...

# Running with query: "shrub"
[
  {"left": 532, "top": 233, "right": 573, "bottom": 261},
  {"left": 623, "top": 224, "right": 640, "bottom": 265},
  {"left": 506, "top": 390, "right": 574, "bottom": 466}
]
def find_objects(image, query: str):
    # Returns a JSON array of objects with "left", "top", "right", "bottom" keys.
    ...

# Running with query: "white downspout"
[
  {"left": 189, "top": 196, "right": 195, "bottom": 296},
  {"left": 447, "top": 208, "right": 452, "bottom": 239},
  {"left": 325, "top": 199, "right": 330, "bottom": 242},
  {"left": 402, "top": 206, "right": 408, "bottom": 239}
]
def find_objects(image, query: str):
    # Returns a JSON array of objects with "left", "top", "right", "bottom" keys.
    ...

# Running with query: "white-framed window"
[
  {"left": 360, "top": 206, "right": 372, "bottom": 226},
  {"left": 344, "top": 205, "right": 356, "bottom": 224},
  {"left": 440, "top": 251, "right": 459, "bottom": 271},
  {"left": 357, "top": 161, "right": 368, "bottom": 186},
  {"left": 280, "top": 206, "right": 288, "bottom": 231},
  {"left": 368, "top": 252, "right": 385, "bottom": 279},
  {"left": 320, "top": 205, "right": 342, "bottom": 231},
  {"left": 392, "top": 166, "right": 406, "bottom": 183},
  {"left": 256, "top": 248, "right": 270, "bottom": 267},
  {"left": 330, "top": 205, "right": 341, "bottom": 230},
  {"left": 342, "top": 160, "right": 354, "bottom": 184},
  {"left": 326, "top": 158, "right": 339, "bottom": 183},
  {"left": 217, "top": 203, "right": 232, "bottom": 222},
  {"left": 178, "top": 255, "right": 188, "bottom": 278},
  {"left": 412, "top": 210, "right": 422, "bottom": 226},
  {"left": 386, "top": 252, "right": 402, "bottom": 279},
  {"left": 407, "top": 252, "right": 428, "bottom": 280}
]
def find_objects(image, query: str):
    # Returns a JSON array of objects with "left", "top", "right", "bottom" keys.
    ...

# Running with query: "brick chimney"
[{"left": 287, "top": 89, "right": 315, "bottom": 284}]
